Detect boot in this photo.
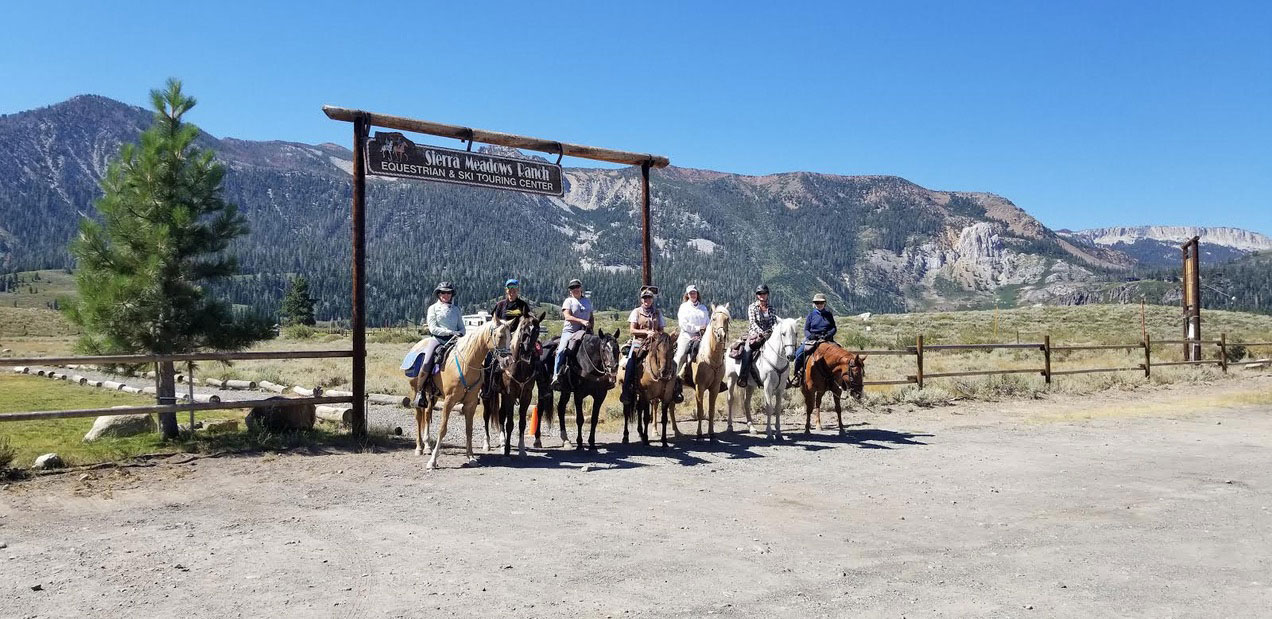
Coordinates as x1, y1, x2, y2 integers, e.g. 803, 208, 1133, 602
551, 372, 564, 392
673, 379, 684, 404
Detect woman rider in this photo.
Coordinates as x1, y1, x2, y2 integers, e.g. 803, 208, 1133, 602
551, 279, 593, 390
482, 278, 531, 399
739, 284, 777, 387
789, 292, 838, 388
414, 281, 466, 402
673, 284, 710, 402
620, 286, 666, 404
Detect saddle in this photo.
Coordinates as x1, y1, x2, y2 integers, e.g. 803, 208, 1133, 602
686, 335, 703, 360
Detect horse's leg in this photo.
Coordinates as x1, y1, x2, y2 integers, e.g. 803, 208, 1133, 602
724, 379, 734, 433
574, 392, 585, 450
414, 405, 425, 456
804, 387, 814, 434
502, 394, 515, 458
773, 377, 785, 441
695, 383, 704, 440
621, 400, 630, 444
638, 400, 650, 445
588, 391, 601, 450
556, 390, 570, 447
461, 397, 478, 463
833, 390, 844, 436
481, 396, 493, 452
815, 389, 825, 431
660, 398, 670, 448
517, 389, 529, 457
707, 384, 718, 442
427, 394, 454, 469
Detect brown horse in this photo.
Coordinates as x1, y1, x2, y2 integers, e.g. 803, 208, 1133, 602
408, 318, 514, 468
799, 343, 866, 435
483, 312, 545, 457
687, 304, 730, 441
619, 331, 678, 446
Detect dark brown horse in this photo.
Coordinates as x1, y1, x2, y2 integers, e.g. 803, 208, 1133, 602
619, 331, 677, 446
536, 329, 621, 450
482, 312, 545, 457
799, 344, 866, 435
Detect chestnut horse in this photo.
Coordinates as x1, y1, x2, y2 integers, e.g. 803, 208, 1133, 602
799, 343, 866, 435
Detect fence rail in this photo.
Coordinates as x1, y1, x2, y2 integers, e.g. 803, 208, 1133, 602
2, 349, 357, 429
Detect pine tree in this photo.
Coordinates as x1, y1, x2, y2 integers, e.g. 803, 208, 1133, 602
279, 276, 317, 326
66, 79, 271, 439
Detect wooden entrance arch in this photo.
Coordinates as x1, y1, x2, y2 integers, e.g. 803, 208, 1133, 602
323, 105, 669, 435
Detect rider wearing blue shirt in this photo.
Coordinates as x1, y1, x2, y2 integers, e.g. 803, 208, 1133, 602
790, 293, 838, 388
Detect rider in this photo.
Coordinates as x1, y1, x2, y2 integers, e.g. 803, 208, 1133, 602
551, 278, 593, 390
738, 284, 777, 387
673, 285, 710, 402
416, 281, 466, 401
789, 293, 838, 388
620, 286, 666, 404
483, 278, 531, 399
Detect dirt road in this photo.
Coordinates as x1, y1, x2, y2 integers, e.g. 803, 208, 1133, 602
3, 377, 1271, 617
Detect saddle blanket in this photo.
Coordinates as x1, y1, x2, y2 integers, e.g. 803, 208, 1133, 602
401, 338, 429, 378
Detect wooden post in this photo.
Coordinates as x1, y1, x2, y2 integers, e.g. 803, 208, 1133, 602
156, 361, 179, 439
915, 334, 925, 389
1143, 333, 1152, 379
1042, 335, 1052, 385
1220, 332, 1228, 373
187, 361, 196, 430
640, 160, 652, 287
350, 115, 368, 437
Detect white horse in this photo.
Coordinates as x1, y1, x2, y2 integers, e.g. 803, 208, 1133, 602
723, 317, 799, 440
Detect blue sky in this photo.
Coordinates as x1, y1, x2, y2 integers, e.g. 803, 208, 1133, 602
2, 0, 1269, 234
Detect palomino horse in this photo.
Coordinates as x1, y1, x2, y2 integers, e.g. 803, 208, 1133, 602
798, 343, 866, 435
722, 317, 800, 440
408, 318, 515, 468
687, 304, 730, 441
618, 331, 677, 446
540, 329, 621, 450
484, 312, 545, 457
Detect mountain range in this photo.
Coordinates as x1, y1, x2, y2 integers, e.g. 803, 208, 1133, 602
1, 95, 1268, 324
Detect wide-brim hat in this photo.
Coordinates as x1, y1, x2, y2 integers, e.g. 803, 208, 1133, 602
812, 293, 827, 303
640, 286, 657, 299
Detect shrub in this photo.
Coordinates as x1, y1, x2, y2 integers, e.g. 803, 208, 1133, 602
282, 324, 316, 340
0, 436, 15, 470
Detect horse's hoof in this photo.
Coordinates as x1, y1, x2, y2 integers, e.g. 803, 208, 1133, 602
518, 449, 527, 457
414, 447, 423, 456
588, 443, 598, 451
533, 440, 543, 448
426, 460, 437, 470
622, 436, 629, 444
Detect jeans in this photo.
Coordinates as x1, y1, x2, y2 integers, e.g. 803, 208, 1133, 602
553, 329, 583, 377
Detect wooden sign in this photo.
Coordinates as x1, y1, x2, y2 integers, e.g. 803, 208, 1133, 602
365, 131, 564, 196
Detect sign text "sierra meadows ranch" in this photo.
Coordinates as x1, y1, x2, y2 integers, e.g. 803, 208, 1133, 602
365, 132, 564, 196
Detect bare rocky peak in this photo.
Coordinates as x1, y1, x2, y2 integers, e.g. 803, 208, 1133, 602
1067, 226, 1272, 252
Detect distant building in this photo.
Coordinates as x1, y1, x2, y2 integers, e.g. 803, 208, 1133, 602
463, 311, 492, 328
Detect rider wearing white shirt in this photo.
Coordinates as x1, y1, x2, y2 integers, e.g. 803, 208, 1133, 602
674, 285, 710, 374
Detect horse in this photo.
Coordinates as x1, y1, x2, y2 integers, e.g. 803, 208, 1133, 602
407, 318, 515, 468
483, 312, 546, 457
538, 329, 621, 450
722, 317, 800, 440
799, 344, 866, 435
686, 304, 730, 441
618, 331, 677, 446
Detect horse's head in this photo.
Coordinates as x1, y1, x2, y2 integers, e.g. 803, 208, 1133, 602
645, 331, 677, 382
831, 353, 867, 400
594, 328, 622, 386
510, 314, 536, 361
486, 317, 516, 349
777, 317, 800, 361
710, 304, 730, 341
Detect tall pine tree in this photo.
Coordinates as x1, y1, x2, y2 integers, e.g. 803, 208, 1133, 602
67, 79, 271, 439
279, 276, 317, 326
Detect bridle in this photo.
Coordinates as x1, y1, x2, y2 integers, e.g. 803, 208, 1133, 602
502, 317, 538, 392
644, 332, 676, 382
576, 333, 618, 380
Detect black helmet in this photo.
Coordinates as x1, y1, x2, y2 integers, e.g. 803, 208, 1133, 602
755, 284, 770, 295
434, 281, 455, 295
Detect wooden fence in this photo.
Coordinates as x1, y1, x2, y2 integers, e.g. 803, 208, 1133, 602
1, 350, 355, 424
851, 333, 1272, 389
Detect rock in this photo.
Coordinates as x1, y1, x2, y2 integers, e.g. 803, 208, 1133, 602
31, 584, 43, 591
78, 474, 91, 481
581, 465, 592, 473
0, 541, 7, 549
32, 453, 64, 470
83, 414, 156, 442
245, 397, 316, 432
393, 427, 403, 436
203, 419, 240, 433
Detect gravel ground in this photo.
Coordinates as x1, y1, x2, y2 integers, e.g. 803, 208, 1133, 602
3, 376, 1271, 617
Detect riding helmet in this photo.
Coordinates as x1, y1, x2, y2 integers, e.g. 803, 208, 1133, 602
755, 284, 770, 295
567, 278, 583, 289
434, 281, 455, 295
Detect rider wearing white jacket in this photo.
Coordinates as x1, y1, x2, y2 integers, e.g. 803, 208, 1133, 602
674, 285, 710, 373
